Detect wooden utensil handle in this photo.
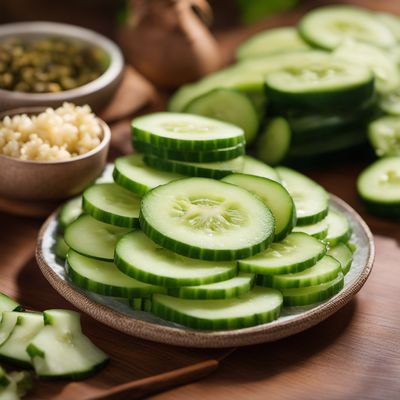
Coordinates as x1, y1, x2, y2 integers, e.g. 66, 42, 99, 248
86, 359, 219, 400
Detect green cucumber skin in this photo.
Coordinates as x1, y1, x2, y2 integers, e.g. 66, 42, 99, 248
359, 198, 400, 218
296, 208, 329, 226
0, 354, 32, 369
326, 228, 352, 247
55, 235, 69, 260
328, 244, 353, 275
133, 139, 245, 163
293, 226, 328, 240
112, 167, 150, 197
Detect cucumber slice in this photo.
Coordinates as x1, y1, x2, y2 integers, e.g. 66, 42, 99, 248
334, 41, 400, 95
238, 232, 326, 275
281, 272, 344, 306
368, 116, 400, 157
143, 154, 244, 179
241, 155, 280, 181
327, 243, 353, 275
167, 272, 255, 300
256, 117, 291, 166
0, 312, 21, 346
0, 292, 22, 312
183, 88, 260, 145
27, 309, 108, 379
115, 231, 237, 287
55, 235, 69, 260
325, 209, 352, 247
139, 178, 275, 261
66, 250, 164, 298
133, 139, 245, 163
293, 218, 328, 239
276, 166, 329, 225
0, 312, 43, 368
298, 5, 395, 50
113, 154, 182, 196
379, 88, 400, 116
129, 298, 145, 311
357, 157, 400, 217
257, 255, 341, 289
237, 27, 309, 60
222, 173, 296, 241
0, 370, 32, 399
64, 215, 130, 261
82, 183, 140, 228
152, 286, 283, 330
376, 12, 400, 41
59, 196, 82, 230
265, 60, 374, 109
132, 112, 245, 151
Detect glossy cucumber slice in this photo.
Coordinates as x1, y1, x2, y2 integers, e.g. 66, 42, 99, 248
152, 286, 283, 330
0, 292, 22, 312
0, 312, 43, 368
82, 183, 140, 228
298, 5, 395, 50
293, 218, 328, 239
238, 232, 326, 275
222, 173, 296, 241
66, 250, 164, 298
368, 116, 400, 157
0, 311, 22, 346
276, 166, 329, 225
183, 88, 260, 144
64, 215, 130, 261
327, 243, 353, 275
167, 273, 255, 300
59, 196, 82, 230
376, 12, 400, 41
281, 272, 344, 306
133, 139, 245, 163
257, 255, 341, 289
143, 154, 244, 179
132, 112, 245, 151
237, 27, 309, 60
357, 157, 400, 217
115, 231, 237, 287
27, 309, 108, 379
241, 155, 280, 181
139, 178, 275, 261
325, 209, 352, 247
379, 88, 400, 116
256, 117, 291, 166
55, 235, 69, 260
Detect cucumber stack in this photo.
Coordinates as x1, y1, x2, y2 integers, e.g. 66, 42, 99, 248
56, 112, 355, 331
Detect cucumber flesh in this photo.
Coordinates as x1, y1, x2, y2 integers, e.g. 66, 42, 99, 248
115, 231, 237, 287
368, 116, 400, 157
376, 12, 400, 41
152, 286, 283, 330
167, 273, 255, 300
293, 218, 328, 239
59, 197, 82, 230
64, 215, 130, 261
0, 312, 21, 347
82, 183, 141, 228
276, 166, 329, 225
66, 250, 164, 298
222, 173, 296, 241
327, 243, 353, 275
325, 209, 352, 247
238, 232, 326, 275
0, 292, 22, 312
27, 309, 108, 379
140, 178, 275, 261
281, 272, 344, 306
54, 235, 69, 260
379, 88, 400, 116
241, 155, 280, 182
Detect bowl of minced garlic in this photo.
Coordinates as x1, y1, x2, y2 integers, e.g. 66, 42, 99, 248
0, 102, 110, 201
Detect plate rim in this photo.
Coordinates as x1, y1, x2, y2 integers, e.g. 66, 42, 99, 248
35, 194, 375, 348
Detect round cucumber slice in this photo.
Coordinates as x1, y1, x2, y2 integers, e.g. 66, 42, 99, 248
82, 183, 140, 228
59, 196, 82, 230
276, 166, 329, 225
152, 286, 283, 330
256, 117, 291, 166
140, 178, 275, 261
238, 232, 326, 275
257, 255, 341, 289
357, 157, 400, 217
368, 116, 400, 157
66, 250, 164, 298
222, 173, 296, 241
64, 215, 130, 261
183, 88, 260, 145
281, 272, 344, 307
115, 231, 237, 287
325, 209, 352, 247
293, 218, 328, 240
327, 243, 353, 275
55, 235, 69, 260
237, 27, 310, 60
113, 154, 182, 196
132, 112, 245, 151
143, 154, 244, 179
241, 155, 280, 181
298, 5, 395, 50
379, 88, 400, 116
167, 273, 255, 300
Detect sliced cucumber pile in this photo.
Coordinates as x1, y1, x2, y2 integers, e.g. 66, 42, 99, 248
54, 111, 355, 331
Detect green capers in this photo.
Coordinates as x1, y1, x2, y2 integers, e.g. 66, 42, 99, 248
0, 37, 108, 93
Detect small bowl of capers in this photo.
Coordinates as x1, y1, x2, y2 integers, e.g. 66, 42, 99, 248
0, 21, 124, 112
